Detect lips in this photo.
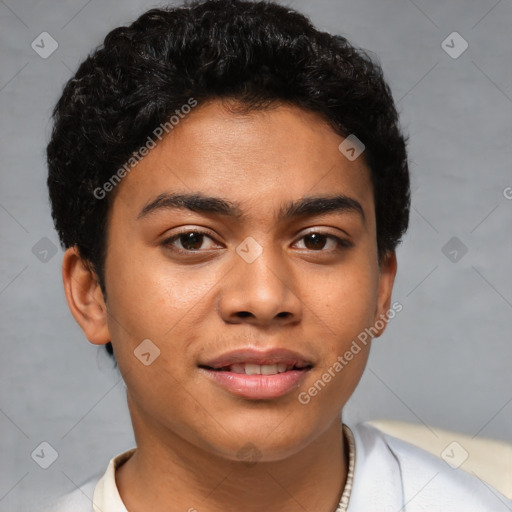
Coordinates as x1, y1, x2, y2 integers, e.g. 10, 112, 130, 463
199, 348, 313, 400
199, 348, 313, 370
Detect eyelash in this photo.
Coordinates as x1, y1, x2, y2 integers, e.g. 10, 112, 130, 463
162, 229, 352, 254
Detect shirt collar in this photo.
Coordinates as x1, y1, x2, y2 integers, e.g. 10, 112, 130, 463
346, 423, 404, 511
92, 448, 135, 512
91, 423, 395, 512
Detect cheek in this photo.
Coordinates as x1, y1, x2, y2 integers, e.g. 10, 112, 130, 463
103, 251, 227, 386
105, 244, 209, 333
303, 259, 378, 408
311, 263, 380, 338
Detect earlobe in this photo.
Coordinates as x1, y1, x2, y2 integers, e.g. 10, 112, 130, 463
62, 247, 111, 346
373, 251, 398, 338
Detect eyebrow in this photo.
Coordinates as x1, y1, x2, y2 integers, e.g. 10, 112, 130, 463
137, 192, 365, 223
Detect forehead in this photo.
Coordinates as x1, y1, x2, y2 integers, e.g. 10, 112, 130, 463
112, 100, 374, 221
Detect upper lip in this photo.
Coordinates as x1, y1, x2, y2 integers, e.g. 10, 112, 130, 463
199, 348, 314, 369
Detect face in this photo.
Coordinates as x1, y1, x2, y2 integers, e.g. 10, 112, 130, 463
71, 100, 396, 462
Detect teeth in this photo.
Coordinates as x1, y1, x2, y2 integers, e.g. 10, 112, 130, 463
230, 363, 246, 374
245, 364, 261, 375
221, 363, 298, 374
260, 364, 278, 375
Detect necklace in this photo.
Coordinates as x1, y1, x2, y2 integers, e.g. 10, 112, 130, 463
334, 424, 356, 511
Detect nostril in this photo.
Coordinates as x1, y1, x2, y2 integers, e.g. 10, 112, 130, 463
237, 311, 252, 318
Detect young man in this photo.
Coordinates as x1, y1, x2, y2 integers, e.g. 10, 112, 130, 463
46, 1, 511, 510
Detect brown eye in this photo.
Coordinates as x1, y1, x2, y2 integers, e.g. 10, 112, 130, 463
303, 233, 328, 250
295, 232, 351, 252
163, 230, 218, 252
179, 232, 204, 250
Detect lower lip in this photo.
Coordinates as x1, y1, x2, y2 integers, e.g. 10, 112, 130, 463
201, 368, 310, 400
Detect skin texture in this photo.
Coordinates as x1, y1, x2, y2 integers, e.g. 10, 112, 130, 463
62, 100, 397, 512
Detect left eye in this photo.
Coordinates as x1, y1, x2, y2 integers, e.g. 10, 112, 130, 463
294, 232, 348, 251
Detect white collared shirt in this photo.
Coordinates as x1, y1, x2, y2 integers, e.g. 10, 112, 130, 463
46, 422, 512, 511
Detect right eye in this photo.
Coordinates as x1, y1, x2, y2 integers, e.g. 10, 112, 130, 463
162, 230, 222, 253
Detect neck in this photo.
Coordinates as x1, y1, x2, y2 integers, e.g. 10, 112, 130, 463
117, 402, 347, 512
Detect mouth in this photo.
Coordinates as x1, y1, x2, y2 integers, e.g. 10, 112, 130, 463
198, 349, 314, 400
200, 361, 312, 374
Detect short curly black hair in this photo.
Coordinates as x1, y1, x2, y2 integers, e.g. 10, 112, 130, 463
47, 0, 410, 362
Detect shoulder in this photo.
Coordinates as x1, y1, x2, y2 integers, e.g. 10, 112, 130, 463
349, 422, 512, 511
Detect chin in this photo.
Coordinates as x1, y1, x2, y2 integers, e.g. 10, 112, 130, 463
204, 418, 321, 464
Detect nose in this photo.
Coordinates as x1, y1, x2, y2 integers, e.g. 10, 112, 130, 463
218, 243, 303, 327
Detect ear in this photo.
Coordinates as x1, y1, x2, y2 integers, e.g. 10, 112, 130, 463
62, 246, 111, 345
372, 251, 398, 338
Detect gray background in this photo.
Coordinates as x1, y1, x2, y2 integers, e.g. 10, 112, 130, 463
1, 0, 511, 510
